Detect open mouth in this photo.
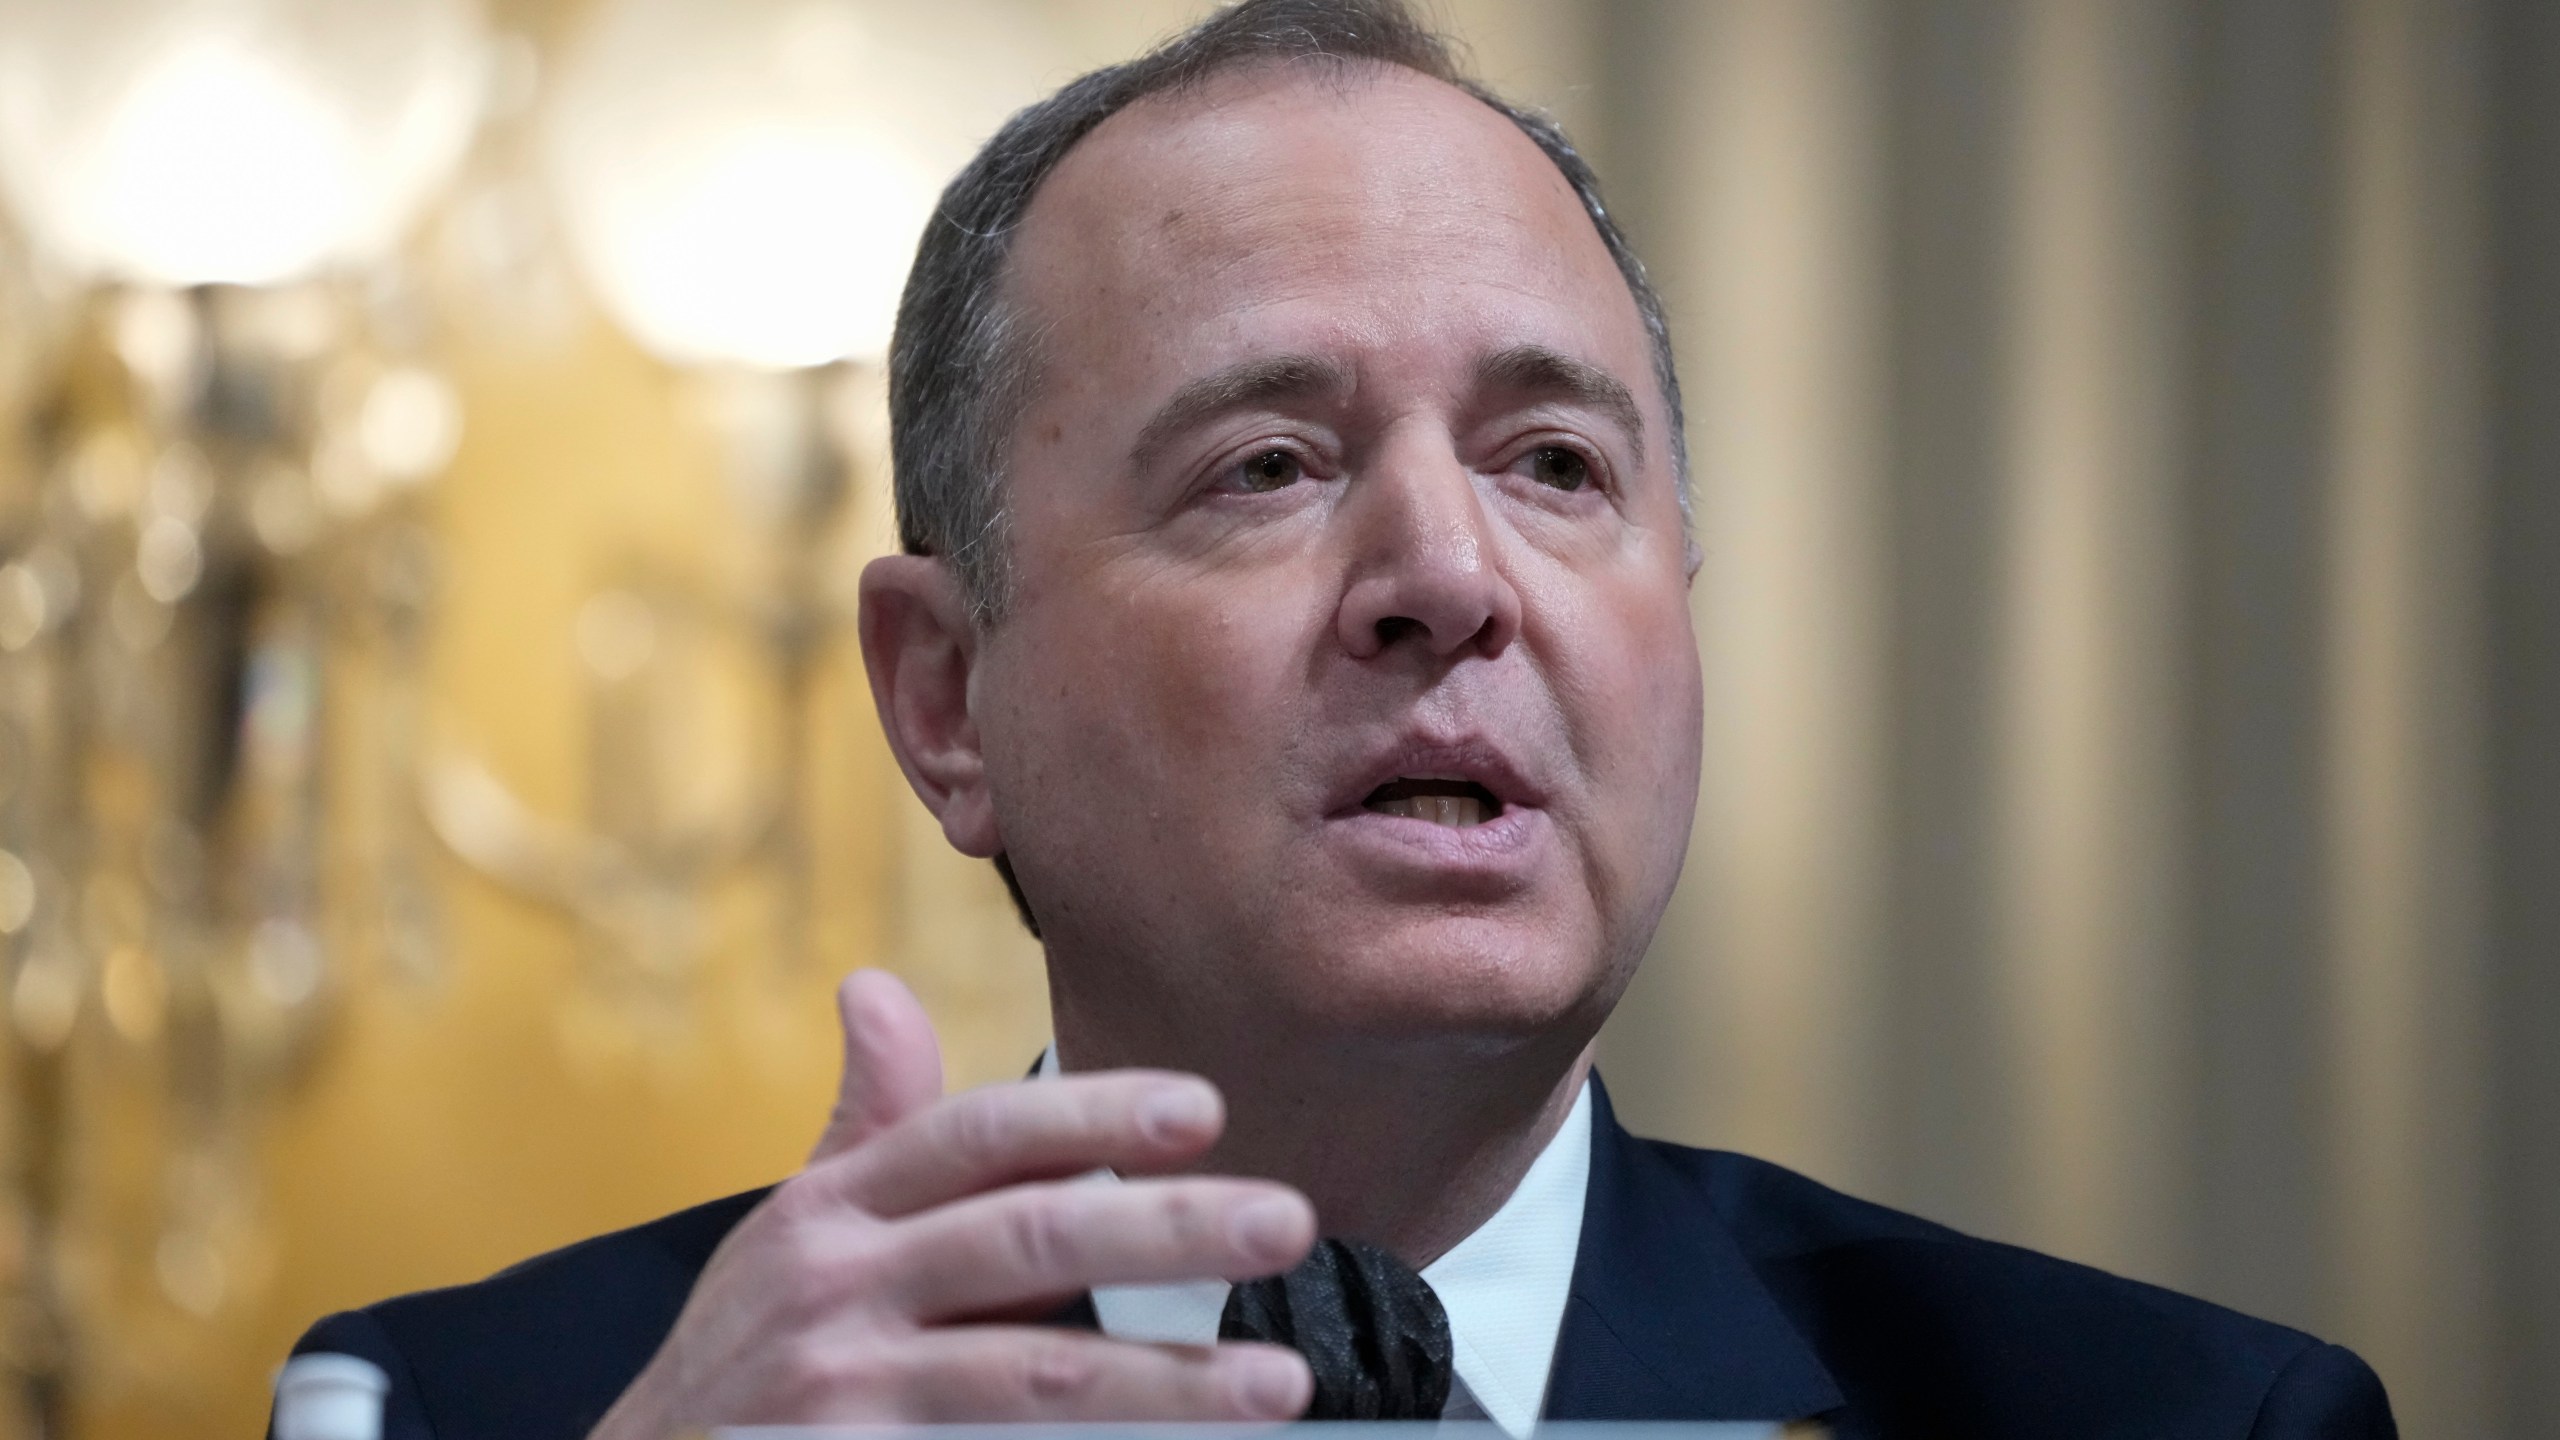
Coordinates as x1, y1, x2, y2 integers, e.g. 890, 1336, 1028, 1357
1362, 777, 1504, 828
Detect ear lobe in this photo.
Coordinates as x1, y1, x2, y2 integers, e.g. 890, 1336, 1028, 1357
856, 555, 1003, 858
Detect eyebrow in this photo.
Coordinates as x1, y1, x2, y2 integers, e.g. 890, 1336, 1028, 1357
1475, 344, 1647, 464
1129, 354, 1355, 475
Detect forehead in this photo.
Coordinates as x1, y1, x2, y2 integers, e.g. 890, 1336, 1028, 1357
1003, 62, 1648, 402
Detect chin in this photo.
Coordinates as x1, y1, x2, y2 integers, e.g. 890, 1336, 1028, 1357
1261, 910, 1622, 1044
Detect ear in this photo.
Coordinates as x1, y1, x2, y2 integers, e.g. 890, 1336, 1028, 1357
857, 555, 1003, 858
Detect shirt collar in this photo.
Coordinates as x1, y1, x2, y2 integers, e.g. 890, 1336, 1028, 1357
1416, 1075, 1592, 1435
1039, 1047, 1591, 1437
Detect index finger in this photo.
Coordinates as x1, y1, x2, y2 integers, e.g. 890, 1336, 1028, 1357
818, 1070, 1226, 1218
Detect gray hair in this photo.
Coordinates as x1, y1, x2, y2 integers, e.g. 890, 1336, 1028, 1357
886, 0, 1687, 627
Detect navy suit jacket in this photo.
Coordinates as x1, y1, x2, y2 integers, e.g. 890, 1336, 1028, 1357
284, 1080, 2394, 1438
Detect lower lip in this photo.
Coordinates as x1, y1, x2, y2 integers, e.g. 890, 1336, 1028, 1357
1321, 803, 1550, 886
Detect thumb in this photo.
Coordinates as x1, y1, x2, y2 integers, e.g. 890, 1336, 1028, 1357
808, 969, 945, 1165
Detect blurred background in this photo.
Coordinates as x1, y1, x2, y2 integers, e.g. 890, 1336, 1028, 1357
0, 0, 2546, 1436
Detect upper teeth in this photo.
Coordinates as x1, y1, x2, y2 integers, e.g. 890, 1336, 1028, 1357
1372, 793, 1489, 828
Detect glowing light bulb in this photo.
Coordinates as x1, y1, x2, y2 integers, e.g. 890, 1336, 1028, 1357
544, 0, 1055, 370
565, 117, 932, 370
79, 36, 354, 285
0, 0, 487, 286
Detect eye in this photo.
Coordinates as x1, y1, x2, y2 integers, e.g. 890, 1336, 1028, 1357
1525, 445, 1592, 492
1224, 448, 1305, 494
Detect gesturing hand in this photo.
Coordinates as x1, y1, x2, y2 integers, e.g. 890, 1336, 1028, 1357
588, 970, 1317, 1438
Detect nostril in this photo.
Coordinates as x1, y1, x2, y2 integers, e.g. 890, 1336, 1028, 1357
1373, 616, 1424, 647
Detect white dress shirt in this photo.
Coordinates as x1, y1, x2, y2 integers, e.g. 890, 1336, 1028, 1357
1034, 1049, 1592, 1437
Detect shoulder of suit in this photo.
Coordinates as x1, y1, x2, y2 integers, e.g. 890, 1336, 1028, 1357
305, 1186, 773, 1440
1629, 1139, 2386, 1435
373, 1183, 771, 1330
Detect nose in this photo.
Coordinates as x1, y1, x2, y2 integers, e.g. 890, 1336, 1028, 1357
1334, 434, 1523, 662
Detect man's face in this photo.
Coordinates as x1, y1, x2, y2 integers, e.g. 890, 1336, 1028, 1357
972, 64, 1701, 1052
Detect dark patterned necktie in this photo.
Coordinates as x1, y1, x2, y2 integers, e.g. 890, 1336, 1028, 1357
1217, 1237, 1455, 1420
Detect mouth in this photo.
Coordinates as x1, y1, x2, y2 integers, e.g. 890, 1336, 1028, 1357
1361, 775, 1504, 829
1325, 740, 1547, 885
1331, 738, 1541, 829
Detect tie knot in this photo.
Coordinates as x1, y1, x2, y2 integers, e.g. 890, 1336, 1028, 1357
1218, 1237, 1454, 1420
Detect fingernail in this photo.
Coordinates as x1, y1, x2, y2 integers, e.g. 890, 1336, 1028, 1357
1137, 1081, 1219, 1142
1228, 1194, 1307, 1262
1232, 1349, 1310, 1418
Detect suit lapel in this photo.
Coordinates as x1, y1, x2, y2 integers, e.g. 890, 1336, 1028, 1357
1543, 1078, 1843, 1422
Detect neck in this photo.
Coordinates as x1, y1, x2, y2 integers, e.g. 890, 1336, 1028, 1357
1052, 981, 1597, 1267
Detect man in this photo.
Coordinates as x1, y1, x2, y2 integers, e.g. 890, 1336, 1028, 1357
284, 2, 2397, 1436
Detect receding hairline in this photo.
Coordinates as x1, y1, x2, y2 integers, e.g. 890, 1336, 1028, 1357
989, 55, 1659, 464
887, 0, 1690, 647
1019, 50, 1587, 237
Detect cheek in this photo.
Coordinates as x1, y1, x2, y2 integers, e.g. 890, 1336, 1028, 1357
1120, 605, 1271, 766
1538, 567, 1703, 894
1611, 582, 1704, 812
983, 574, 1314, 866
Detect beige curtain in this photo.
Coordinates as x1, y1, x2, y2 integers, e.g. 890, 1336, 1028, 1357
1576, 2, 2555, 1436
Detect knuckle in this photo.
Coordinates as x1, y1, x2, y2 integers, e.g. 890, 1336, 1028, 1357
764, 1232, 889, 1330
1158, 1183, 1226, 1249
1186, 1359, 1245, 1418
765, 1278, 837, 1339
771, 1335, 846, 1411
940, 1094, 1015, 1168
1015, 1337, 1101, 1404
829, 1345, 899, 1401
807, 1247, 882, 1314
778, 1336, 903, 1416
1001, 1195, 1080, 1279
850, 1228, 927, 1314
